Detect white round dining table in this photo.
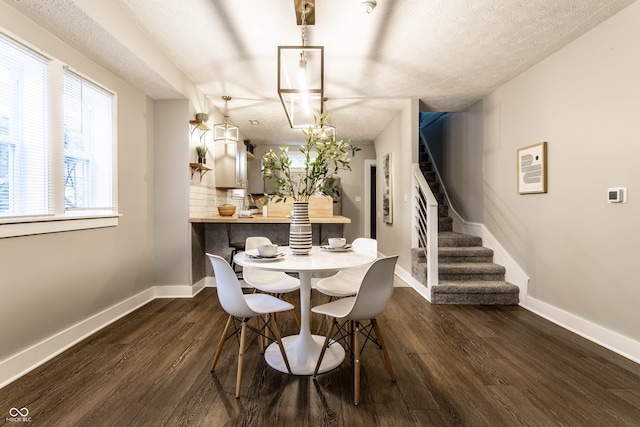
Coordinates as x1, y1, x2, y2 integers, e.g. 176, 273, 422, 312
234, 245, 376, 375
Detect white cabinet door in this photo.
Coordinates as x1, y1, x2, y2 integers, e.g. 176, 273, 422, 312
214, 142, 247, 188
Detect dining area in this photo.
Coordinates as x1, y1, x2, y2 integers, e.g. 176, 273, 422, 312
206, 236, 398, 406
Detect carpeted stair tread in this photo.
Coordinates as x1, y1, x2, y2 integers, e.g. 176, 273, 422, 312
438, 262, 505, 274
434, 280, 519, 294
438, 232, 483, 247
438, 246, 494, 263
415, 136, 520, 305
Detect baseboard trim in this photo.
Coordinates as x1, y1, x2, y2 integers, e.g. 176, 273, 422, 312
0, 283, 200, 389
522, 296, 640, 364
394, 264, 431, 302
451, 211, 639, 364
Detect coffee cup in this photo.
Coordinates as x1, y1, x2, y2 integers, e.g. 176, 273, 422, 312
328, 238, 346, 248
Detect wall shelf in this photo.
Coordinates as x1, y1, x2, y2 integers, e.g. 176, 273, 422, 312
190, 162, 211, 180
189, 120, 210, 141
247, 151, 255, 159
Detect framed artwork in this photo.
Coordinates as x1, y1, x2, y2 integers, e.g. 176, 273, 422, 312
517, 142, 547, 194
382, 152, 393, 223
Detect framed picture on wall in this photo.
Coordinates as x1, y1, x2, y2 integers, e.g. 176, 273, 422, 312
517, 142, 547, 194
382, 152, 393, 223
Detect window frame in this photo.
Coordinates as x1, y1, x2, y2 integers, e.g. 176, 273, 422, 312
0, 29, 119, 239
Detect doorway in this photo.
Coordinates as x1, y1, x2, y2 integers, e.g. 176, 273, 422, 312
364, 160, 376, 239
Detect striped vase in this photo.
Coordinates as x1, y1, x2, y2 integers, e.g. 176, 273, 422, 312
289, 201, 312, 255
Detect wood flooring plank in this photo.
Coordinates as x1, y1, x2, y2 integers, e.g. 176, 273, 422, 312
1, 287, 639, 426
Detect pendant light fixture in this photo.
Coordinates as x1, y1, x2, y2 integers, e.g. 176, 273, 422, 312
278, 0, 324, 129
214, 96, 239, 144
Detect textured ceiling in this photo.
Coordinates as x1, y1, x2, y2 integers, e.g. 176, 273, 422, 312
3, 0, 635, 145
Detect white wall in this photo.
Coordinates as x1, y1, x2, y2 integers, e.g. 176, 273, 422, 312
374, 99, 419, 272
153, 101, 192, 286
0, 3, 156, 363
440, 2, 640, 348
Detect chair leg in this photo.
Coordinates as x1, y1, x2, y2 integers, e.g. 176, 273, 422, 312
284, 292, 301, 328
314, 314, 327, 335
354, 321, 361, 406
256, 316, 265, 354
269, 316, 292, 375
346, 320, 354, 361
372, 318, 396, 381
313, 317, 335, 378
235, 320, 247, 398
211, 315, 233, 371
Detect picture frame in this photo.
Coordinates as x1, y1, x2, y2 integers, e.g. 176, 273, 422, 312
517, 142, 547, 194
382, 152, 393, 223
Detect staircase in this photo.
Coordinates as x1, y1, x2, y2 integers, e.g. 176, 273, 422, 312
413, 131, 519, 305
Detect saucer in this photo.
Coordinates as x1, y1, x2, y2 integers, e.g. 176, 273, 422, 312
245, 253, 286, 262
320, 244, 352, 252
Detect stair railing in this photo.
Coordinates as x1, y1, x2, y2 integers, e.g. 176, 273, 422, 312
412, 163, 438, 287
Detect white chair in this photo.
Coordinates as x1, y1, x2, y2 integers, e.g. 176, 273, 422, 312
314, 237, 378, 298
312, 255, 398, 406
313, 238, 377, 333
206, 253, 293, 398
244, 236, 301, 327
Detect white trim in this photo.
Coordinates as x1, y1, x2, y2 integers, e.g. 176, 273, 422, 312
0, 287, 154, 389
154, 282, 206, 298
2, 270, 637, 390
0, 283, 200, 389
0, 215, 120, 238
523, 297, 640, 364
393, 263, 431, 302
450, 211, 529, 303
450, 210, 640, 363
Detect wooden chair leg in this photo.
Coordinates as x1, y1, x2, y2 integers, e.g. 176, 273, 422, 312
313, 317, 335, 378
354, 321, 361, 406
269, 316, 292, 375
284, 292, 301, 328
235, 320, 247, 398
372, 318, 396, 381
211, 315, 233, 371
256, 315, 266, 354
346, 320, 354, 361
314, 314, 327, 335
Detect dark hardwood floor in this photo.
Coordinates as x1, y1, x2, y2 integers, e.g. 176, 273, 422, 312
2, 285, 639, 426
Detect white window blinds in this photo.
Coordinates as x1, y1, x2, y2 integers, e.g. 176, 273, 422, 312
63, 69, 115, 213
0, 33, 49, 217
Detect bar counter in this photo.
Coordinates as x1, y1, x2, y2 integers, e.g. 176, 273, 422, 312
189, 215, 351, 224
190, 215, 350, 284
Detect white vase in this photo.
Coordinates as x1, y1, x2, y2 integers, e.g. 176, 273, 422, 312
289, 201, 312, 255
262, 205, 268, 217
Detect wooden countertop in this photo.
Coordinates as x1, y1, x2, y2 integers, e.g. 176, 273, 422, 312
189, 215, 351, 224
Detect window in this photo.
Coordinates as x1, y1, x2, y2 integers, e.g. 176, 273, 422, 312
63, 70, 115, 213
0, 30, 117, 238
0, 33, 48, 217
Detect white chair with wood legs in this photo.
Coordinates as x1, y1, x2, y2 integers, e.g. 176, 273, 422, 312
311, 255, 398, 406
313, 238, 377, 333
314, 237, 378, 298
244, 236, 301, 327
207, 253, 293, 398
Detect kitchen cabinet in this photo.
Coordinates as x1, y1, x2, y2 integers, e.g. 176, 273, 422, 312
215, 142, 247, 188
